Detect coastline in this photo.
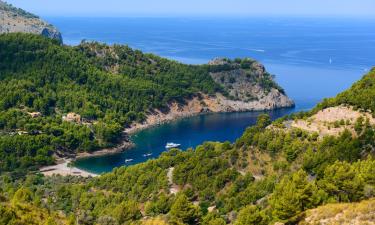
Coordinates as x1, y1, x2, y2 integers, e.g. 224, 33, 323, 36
76, 92, 295, 160
40, 135, 135, 177
40, 159, 98, 177
125, 93, 295, 135
42, 93, 294, 177
75, 139, 135, 159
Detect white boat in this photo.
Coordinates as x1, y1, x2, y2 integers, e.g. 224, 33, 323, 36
165, 142, 181, 149
143, 153, 153, 157
124, 159, 133, 163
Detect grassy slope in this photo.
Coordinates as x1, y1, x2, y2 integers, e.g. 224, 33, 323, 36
300, 198, 375, 225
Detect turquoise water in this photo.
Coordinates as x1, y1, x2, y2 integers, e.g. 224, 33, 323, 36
50, 17, 374, 173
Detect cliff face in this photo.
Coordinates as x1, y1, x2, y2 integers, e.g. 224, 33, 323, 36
125, 59, 295, 133
208, 58, 294, 110
0, 1, 62, 42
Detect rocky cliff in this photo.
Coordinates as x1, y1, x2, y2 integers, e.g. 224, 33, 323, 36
0, 1, 62, 42
125, 58, 294, 133
208, 58, 294, 109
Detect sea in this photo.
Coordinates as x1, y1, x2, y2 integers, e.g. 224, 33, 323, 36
46, 17, 375, 173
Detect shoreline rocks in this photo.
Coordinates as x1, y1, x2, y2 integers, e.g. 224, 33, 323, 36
125, 93, 294, 135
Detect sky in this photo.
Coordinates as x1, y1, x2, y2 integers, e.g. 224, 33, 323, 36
5, 0, 375, 17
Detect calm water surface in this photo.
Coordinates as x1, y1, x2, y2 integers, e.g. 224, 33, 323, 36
48, 17, 374, 173
75, 109, 295, 173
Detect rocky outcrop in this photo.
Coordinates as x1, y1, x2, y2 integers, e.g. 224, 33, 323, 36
126, 92, 293, 134
289, 105, 375, 138
125, 58, 294, 134
209, 58, 294, 108
0, 1, 62, 42
78, 43, 294, 112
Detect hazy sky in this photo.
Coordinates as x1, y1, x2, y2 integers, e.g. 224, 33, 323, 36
5, 0, 375, 17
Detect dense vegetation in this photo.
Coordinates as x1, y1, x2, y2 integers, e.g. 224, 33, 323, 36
1, 92, 375, 224
0, 111, 374, 224
1, 31, 375, 224
0, 33, 286, 175
0, 33, 227, 174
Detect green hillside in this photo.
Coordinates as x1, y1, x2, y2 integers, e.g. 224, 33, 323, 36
0, 33, 290, 175
316, 68, 375, 113
0, 33, 224, 174
1, 68, 375, 224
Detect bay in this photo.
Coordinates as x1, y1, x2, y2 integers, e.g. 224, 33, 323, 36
47, 17, 374, 173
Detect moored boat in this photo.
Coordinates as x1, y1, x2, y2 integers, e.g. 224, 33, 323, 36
165, 142, 181, 149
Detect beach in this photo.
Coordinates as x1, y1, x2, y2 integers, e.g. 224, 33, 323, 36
40, 159, 98, 177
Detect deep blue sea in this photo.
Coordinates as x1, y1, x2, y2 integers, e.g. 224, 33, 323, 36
47, 17, 375, 173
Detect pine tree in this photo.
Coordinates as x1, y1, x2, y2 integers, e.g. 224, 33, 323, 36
169, 194, 201, 224
234, 205, 268, 225
270, 170, 322, 221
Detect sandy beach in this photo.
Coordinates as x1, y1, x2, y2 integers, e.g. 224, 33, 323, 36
40, 159, 98, 177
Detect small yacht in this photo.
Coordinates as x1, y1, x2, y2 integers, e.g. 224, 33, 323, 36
124, 159, 133, 163
143, 153, 153, 157
165, 142, 181, 149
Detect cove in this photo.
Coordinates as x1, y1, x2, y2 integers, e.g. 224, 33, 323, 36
74, 107, 296, 174
74, 63, 364, 174
67, 17, 371, 174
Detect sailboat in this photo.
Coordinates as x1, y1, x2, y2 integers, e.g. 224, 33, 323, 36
329, 57, 333, 64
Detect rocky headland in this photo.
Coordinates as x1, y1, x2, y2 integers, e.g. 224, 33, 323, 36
126, 58, 295, 134
0, 1, 62, 42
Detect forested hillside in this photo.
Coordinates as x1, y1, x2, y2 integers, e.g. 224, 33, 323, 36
316, 68, 375, 113
0, 33, 291, 175
0, 68, 374, 224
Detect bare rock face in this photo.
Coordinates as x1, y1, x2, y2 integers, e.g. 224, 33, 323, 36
41, 27, 62, 41
0, 1, 62, 42
127, 57, 295, 133
208, 58, 294, 110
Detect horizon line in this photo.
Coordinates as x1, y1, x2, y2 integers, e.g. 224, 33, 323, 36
41, 14, 375, 20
